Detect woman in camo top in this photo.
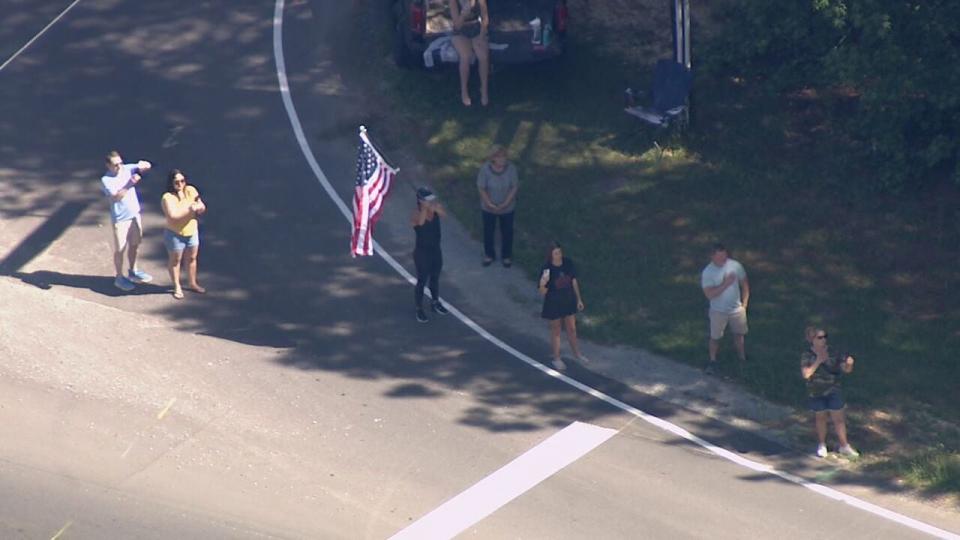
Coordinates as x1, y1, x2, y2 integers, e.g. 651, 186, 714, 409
800, 326, 859, 459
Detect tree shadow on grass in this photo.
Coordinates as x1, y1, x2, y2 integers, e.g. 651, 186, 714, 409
338, 0, 960, 499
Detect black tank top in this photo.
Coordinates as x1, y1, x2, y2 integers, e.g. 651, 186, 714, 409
414, 215, 441, 251
459, 0, 481, 27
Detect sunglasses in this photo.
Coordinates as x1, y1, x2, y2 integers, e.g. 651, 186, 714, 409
815, 333, 828, 340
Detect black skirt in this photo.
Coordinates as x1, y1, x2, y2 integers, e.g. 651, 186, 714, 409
541, 288, 577, 320
454, 21, 484, 39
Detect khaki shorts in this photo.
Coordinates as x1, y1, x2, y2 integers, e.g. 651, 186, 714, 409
110, 215, 143, 254
708, 308, 748, 340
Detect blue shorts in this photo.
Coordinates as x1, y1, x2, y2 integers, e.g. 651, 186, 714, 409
164, 229, 199, 252
808, 391, 845, 412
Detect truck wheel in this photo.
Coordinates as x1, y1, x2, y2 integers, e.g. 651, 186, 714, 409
393, 18, 418, 68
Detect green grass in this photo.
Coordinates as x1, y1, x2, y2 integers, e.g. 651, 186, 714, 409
899, 452, 960, 494
869, 448, 960, 497
344, 2, 960, 497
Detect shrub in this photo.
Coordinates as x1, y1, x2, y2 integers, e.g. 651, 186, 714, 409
704, 0, 960, 190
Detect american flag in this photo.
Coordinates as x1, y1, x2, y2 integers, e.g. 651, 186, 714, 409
351, 127, 398, 256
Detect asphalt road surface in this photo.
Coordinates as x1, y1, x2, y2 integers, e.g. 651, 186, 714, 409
0, 1, 957, 538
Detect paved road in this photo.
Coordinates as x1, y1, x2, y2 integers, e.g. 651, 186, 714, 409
0, 0, 954, 538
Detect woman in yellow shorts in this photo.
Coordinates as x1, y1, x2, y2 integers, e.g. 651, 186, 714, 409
161, 169, 206, 299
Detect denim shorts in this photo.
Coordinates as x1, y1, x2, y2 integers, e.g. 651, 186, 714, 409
164, 228, 199, 252
807, 391, 845, 412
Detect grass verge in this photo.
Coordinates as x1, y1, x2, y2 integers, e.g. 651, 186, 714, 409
340, 0, 960, 500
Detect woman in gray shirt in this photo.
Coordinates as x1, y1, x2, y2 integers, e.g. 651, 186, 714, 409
476, 145, 518, 267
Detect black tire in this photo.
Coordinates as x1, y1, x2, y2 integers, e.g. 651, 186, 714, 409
556, 33, 571, 60
393, 16, 418, 68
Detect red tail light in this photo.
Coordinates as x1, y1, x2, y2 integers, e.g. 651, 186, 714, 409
553, 1, 568, 33
410, 3, 426, 35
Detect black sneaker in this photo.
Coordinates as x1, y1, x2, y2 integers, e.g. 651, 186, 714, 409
431, 302, 449, 315
704, 362, 717, 375
416, 309, 428, 323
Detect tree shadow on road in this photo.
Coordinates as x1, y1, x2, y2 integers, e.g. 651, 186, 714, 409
4, 0, 954, 512
12, 270, 168, 297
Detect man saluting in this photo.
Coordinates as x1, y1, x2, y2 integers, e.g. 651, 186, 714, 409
101, 150, 153, 291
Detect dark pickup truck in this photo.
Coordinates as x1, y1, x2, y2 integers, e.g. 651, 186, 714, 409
392, 0, 568, 68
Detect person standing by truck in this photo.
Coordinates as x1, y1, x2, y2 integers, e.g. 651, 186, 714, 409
449, 0, 490, 107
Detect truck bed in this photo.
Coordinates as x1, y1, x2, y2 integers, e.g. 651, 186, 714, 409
423, 0, 563, 63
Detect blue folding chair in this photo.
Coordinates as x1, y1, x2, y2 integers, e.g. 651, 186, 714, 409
625, 59, 693, 129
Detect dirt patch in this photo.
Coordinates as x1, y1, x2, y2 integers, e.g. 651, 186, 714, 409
570, 0, 730, 67
570, 0, 672, 64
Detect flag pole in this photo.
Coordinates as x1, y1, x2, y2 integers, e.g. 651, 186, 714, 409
358, 125, 399, 173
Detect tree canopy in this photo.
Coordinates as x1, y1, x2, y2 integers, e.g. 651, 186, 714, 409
706, 0, 960, 189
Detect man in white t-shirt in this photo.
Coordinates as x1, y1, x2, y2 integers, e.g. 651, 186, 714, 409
101, 150, 153, 291
700, 243, 750, 375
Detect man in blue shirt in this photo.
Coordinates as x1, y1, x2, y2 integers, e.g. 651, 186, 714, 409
100, 150, 153, 291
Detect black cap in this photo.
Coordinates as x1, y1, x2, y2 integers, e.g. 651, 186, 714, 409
416, 187, 436, 202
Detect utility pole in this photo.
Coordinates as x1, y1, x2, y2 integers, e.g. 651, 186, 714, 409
671, 0, 691, 69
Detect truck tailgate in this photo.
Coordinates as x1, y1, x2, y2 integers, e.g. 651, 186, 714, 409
426, 0, 559, 34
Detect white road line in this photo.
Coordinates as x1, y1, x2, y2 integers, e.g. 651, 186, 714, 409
0, 0, 84, 74
390, 421, 617, 540
156, 397, 176, 420
161, 125, 185, 148
270, 3, 959, 538
50, 520, 73, 540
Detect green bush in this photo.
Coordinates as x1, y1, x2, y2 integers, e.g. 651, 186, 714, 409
704, 0, 960, 189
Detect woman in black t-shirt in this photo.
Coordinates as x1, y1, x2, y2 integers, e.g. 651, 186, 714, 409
538, 242, 587, 371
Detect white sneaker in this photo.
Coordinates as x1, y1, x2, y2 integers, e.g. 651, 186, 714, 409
816, 443, 828, 458
127, 269, 153, 284
552, 358, 567, 371
838, 444, 860, 458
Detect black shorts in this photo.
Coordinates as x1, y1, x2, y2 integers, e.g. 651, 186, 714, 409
541, 289, 577, 320
455, 22, 483, 39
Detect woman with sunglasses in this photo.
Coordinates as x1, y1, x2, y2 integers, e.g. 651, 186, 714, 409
800, 326, 858, 458
161, 169, 206, 299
